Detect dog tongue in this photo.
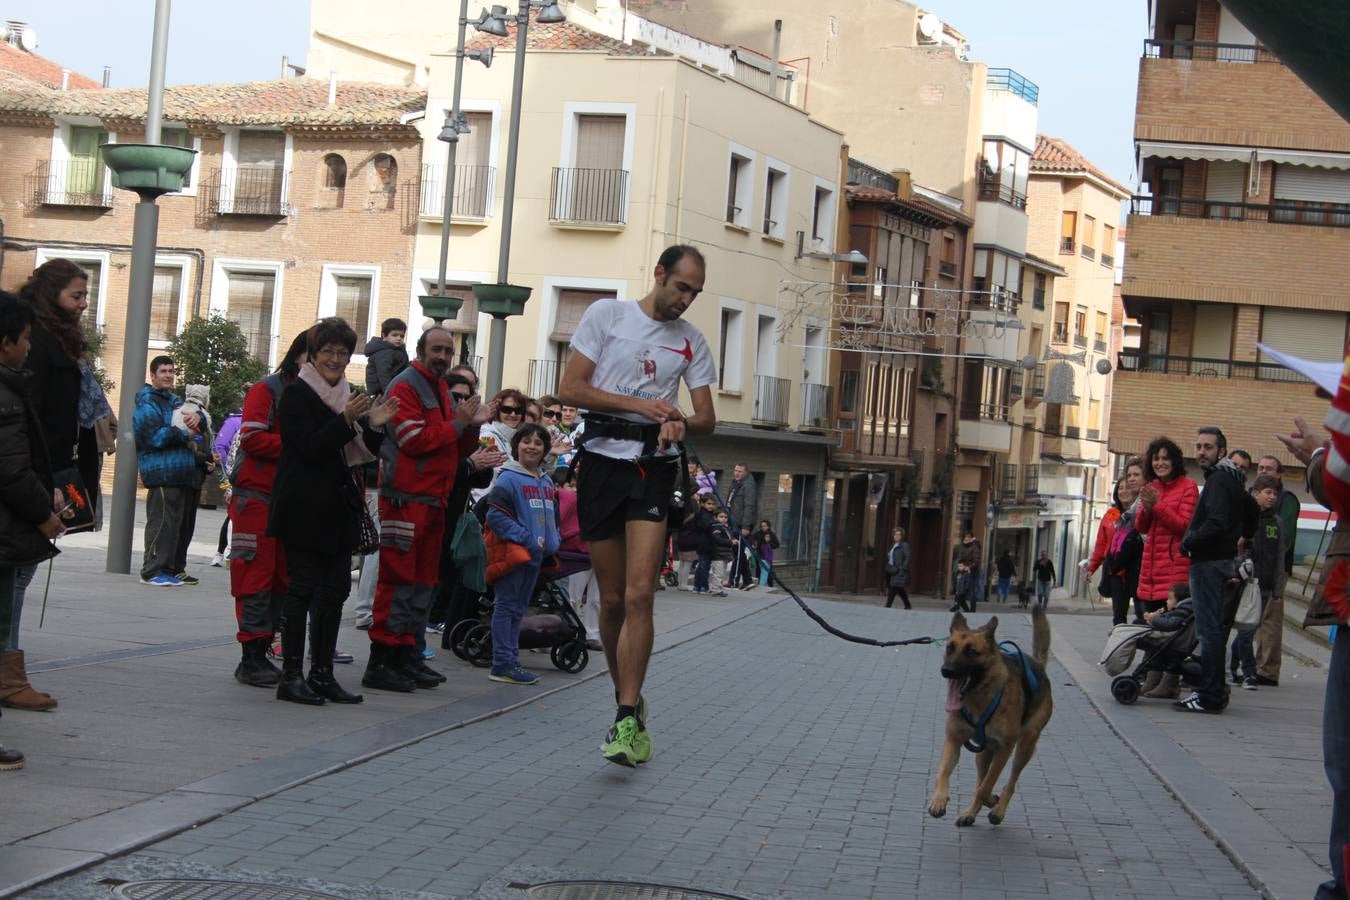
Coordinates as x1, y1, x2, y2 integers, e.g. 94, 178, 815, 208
945, 678, 961, 713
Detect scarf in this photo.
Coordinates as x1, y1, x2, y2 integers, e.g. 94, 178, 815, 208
298, 362, 376, 467
77, 364, 111, 429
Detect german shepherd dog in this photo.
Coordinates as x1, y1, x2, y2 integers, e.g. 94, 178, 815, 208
927, 607, 1053, 827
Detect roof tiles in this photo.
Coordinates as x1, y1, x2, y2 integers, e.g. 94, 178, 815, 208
1032, 135, 1130, 195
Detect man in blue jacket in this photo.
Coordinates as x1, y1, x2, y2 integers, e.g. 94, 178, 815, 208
133, 356, 199, 587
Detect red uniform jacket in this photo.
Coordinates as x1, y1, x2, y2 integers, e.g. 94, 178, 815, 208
232, 373, 288, 497
1135, 476, 1199, 602
378, 361, 479, 504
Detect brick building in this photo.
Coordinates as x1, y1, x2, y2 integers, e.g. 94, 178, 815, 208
1112, 0, 1350, 486
0, 39, 425, 424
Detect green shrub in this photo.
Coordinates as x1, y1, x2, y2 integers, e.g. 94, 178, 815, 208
167, 315, 267, 427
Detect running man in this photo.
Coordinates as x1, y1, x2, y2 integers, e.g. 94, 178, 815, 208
559, 244, 717, 767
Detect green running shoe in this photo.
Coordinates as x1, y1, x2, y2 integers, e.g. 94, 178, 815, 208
603, 715, 640, 768
631, 724, 653, 765
615, 692, 648, 727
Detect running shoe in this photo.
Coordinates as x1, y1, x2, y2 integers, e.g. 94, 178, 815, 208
141, 573, 184, 587
426, 621, 446, 635
334, 648, 354, 664
422, 647, 436, 660
354, 616, 373, 631
210, 552, 224, 568
489, 666, 540, 685
1242, 676, 1259, 690
176, 572, 200, 586
602, 715, 640, 767
614, 692, 648, 728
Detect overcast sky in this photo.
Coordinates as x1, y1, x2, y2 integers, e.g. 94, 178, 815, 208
4, 0, 1145, 188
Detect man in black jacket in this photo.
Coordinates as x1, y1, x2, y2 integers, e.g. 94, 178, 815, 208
1176, 425, 1259, 714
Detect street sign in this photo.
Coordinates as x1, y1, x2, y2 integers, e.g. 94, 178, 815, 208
986, 504, 995, 526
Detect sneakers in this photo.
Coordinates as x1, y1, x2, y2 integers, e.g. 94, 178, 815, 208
1253, 674, 1279, 687
210, 552, 224, 568
141, 573, 184, 587
176, 572, 200, 586
1172, 692, 1222, 714
603, 715, 641, 767
354, 616, 373, 631
631, 726, 653, 765
421, 647, 436, 660
489, 666, 540, 685
1242, 676, 1259, 690
425, 621, 446, 635
333, 647, 354, 665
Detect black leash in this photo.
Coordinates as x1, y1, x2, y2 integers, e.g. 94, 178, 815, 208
681, 441, 936, 649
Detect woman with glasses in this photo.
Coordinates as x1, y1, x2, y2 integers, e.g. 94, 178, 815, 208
536, 394, 574, 476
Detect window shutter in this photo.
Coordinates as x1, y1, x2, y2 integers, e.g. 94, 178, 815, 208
551, 290, 615, 343
1205, 161, 1245, 202
1272, 164, 1350, 203
1192, 304, 1233, 360
575, 116, 624, 170
1260, 308, 1348, 362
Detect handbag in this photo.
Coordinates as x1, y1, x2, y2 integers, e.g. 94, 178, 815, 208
451, 503, 488, 594
52, 467, 95, 534
356, 503, 380, 556
1233, 559, 1262, 631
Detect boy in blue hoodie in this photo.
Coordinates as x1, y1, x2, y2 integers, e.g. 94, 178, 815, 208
483, 423, 561, 685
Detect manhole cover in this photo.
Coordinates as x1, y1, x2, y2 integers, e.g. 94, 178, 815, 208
515, 881, 747, 900
110, 881, 347, 900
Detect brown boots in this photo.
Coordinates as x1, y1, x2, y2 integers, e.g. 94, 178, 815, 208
0, 650, 57, 711
1143, 672, 1180, 700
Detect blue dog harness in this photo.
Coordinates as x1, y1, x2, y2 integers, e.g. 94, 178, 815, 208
960, 641, 1040, 753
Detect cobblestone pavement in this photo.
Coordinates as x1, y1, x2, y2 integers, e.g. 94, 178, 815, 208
32, 602, 1259, 899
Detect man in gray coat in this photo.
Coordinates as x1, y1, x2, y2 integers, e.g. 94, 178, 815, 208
725, 463, 758, 531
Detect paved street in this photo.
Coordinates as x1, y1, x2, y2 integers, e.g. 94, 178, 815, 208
1, 525, 1331, 899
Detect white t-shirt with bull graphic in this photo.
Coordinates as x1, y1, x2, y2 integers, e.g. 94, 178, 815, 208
570, 298, 717, 460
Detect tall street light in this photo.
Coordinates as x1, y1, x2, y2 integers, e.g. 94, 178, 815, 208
472, 0, 566, 397
419, 3, 497, 326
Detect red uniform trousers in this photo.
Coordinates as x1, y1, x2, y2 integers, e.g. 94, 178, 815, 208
371, 498, 444, 647
229, 491, 287, 644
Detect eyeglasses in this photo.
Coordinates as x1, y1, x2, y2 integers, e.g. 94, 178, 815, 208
450, 391, 472, 402
499, 405, 523, 416
542, 409, 561, 420
317, 347, 352, 360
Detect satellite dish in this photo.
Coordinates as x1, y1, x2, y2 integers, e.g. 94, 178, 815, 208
917, 13, 941, 41
19, 28, 37, 52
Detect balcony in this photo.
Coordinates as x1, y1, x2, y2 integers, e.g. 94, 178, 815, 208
1073, 334, 1087, 349
1093, 338, 1107, 353
1116, 349, 1311, 383
1001, 464, 1018, 500
419, 164, 495, 219
938, 260, 957, 278
208, 166, 289, 216
1052, 325, 1069, 345
1080, 245, 1096, 261
550, 167, 628, 226
1059, 236, 1074, 254
959, 401, 1012, 453
978, 174, 1027, 209
527, 358, 562, 398
986, 67, 1039, 105
1041, 428, 1097, 464
1124, 202, 1350, 307
29, 159, 113, 208
847, 158, 898, 192
1101, 252, 1114, 268
800, 382, 832, 432
751, 375, 790, 428
1032, 364, 1046, 398
1024, 466, 1039, 497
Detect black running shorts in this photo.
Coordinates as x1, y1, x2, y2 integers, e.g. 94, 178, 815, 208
576, 450, 679, 542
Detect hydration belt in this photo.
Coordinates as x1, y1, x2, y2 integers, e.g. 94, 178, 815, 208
575, 412, 665, 457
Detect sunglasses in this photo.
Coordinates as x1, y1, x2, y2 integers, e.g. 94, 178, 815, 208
450, 391, 472, 402
499, 405, 524, 416
542, 409, 561, 419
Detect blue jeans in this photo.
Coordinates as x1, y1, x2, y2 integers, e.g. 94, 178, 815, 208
997, 576, 1011, 603
490, 562, 538, 672
1188, 557, 1235, 710
1318, 625, 1350, 900
0, 565, 36, 651
1036, 579, 1051, 608
693, 553, 711, 592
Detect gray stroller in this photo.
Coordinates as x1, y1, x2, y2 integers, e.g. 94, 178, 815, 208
1099, 617, 1198, 705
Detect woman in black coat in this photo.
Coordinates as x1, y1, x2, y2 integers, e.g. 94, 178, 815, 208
268, 318, 397, 706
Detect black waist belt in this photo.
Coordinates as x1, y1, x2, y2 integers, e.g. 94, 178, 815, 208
578, 413, 663, 456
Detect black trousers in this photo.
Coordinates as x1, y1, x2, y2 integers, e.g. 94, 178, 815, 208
141, 485, 193, 580
885, 585, 910, 609
172, 484, 203, 575
280, 545, 351, 672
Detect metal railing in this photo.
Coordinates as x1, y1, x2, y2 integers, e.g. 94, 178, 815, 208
939, 260, 957, 278
1052, 325, 1069, 344
847, 158, 898, 192
208, 166, 289, 216
419, 164, 495, 218
30, 159, 114, 208
1059, 236, 1075, 254
1024, 466, 1039, 496
1074, 334, 1087, 349
1087, 428, 1101, 441
986, 67, 1039, 105
1101, 253, 1115, 268
1093, 339, 1107, 353
752, 375, 791, 427
550, 167, 628, 225
1032, 364, 1046, 398
960, 400, 1009, 422
1002, 463, 1018, 499
1117, 349, 1313, 383
1131, 194, 1350, 228
1064, 425, 1082, 439
1010, 374, 1023, 398
800, 382, 832, 429
1081, 245, 1096, 261
979, 174, 1027, 209
527, 358, 563, 398
1143, 39, 1276, 64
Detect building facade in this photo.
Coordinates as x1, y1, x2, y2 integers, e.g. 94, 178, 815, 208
1112, 0, 1350, 484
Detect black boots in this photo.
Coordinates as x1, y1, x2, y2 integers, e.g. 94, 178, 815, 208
307, 603, 362, 704
234, 637, 282, 688
276, 610, 324, 706
400, 646, 446, 686
362, 643, 416, 692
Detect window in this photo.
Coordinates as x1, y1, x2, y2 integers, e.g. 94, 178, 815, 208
551, 289, 615, 371
718, 305, 745, 390
979, 140, 1030, 208
319, 265, 380, 349
838, 367, 859, 415
335, 276, 372, 338
775, 474, 816, 561
873, 267, 887, 300
66, 125, 109, 200
812, 181, 836, 243
1053, 302, 1069, 343
1074, 306, 1088, 348
161, 127, 197, 190
1094, 311, 1108, 351
972, 250, 1021, 308
1088, 399, 1102, 440
226, 129, 287, 215
726, 152, 753, 227
1033, 272, 1046, 309
368, 153, 397, 210
1002, 462, 1018, 499
1101, 224, 1116, 266
763, 164, 788, 238
37, 250, 109, 328
227, 272, 277, 363
149, 265, 184, 345
554, 105, 633, 224
1081, 214, 1096, 260
321, 153, 347, 208
1059, 211, 1076, 253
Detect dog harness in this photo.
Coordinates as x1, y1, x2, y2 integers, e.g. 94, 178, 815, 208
960, 641, 1040, 753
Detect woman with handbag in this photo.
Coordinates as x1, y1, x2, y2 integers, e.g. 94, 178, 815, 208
267, 319, 396, 706
2, 259, 90, 711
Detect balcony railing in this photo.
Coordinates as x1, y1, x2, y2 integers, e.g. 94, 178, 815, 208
1073, 334, 1087, 349
1024, 467, 1039, 497
1001, 464, 1018, 499
1093, 338, 1107, 353
1032, 364, 1046, 398
1087, 428, 1101, 441
1101, 253, 1115, 268
1117, 349, 1313, 383
752, 375, 791, 427
1010, 374, 1023, 398
419, 164, 495, 219
960, 400, 1009, 422
527, 358, 563, 398
847, 158, 898, 193
1064, 425, 1082, 439
979, 174, 1027, 209
986, 67, 1039, 105
550, 167, 628, 225
800, 382, 832, 430
1080, 245, 1096, 261
1059, 236, 1074, 254
1130, 194, 1350, 228
1143, 39, 1276, 65
208, 166, 289, 216
1052, 325, 1069, 344
938, 260, 957, 278
30, 159, 113, 208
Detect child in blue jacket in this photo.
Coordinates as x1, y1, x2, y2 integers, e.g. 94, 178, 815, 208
482, 423, 560, 685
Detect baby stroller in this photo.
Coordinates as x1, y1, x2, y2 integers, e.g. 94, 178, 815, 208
448, 550, 593, 673
1099, 617, 1198, 705
660, 535, 680, 588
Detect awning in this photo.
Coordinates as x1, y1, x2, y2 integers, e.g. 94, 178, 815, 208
1256, 148, 1350, 170
1136, 141, 1252, 164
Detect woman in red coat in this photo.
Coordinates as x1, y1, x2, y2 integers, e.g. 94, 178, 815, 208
1134, 437, 1198, 616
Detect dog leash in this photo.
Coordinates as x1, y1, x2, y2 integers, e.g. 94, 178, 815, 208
682, 441, 936, 649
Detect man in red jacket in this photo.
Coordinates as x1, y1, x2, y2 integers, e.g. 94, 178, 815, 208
229, 332, 307, 687
364, 327, 492, 691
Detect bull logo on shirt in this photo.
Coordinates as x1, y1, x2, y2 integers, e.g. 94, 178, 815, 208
637, 350, 657, 379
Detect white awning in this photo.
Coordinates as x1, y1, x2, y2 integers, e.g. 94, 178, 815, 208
1136, 140, 1251, 164
1257, 148, 1350, 170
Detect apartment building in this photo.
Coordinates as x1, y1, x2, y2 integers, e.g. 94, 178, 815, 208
1112, 0, 1350, 484
310, 4, 844, 585
0, 41, 424, 421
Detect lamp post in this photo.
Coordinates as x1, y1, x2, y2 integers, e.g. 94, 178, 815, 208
103, 0, 196, 574
475, 0, 565, 397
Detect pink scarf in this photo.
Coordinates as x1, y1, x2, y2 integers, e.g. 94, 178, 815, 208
298, 362, 377, 467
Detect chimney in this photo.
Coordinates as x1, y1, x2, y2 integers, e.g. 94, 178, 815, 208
328, 71, 337, 106
768, 19, 782, 100
5, 21, 24, 48
891, 168, 912, 199
60, 69, 69, 91
101, 66, 111, 87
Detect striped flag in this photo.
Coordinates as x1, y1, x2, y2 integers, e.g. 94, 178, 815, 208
1325, 353, 1350, 516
